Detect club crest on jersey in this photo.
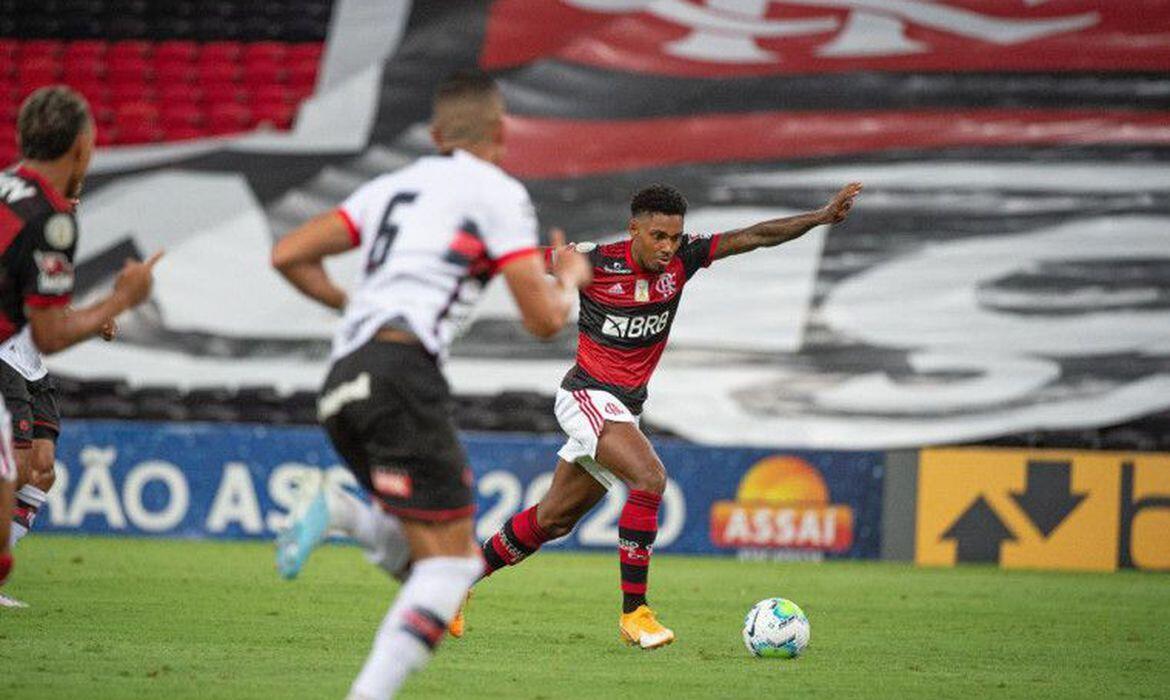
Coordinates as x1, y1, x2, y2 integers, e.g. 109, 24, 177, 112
635, 279, 650, 302
654, 272, 677, 297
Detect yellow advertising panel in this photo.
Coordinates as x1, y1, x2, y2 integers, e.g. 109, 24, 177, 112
916, 448, 1170, 572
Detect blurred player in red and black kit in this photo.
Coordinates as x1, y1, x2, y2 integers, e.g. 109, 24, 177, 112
0, 86, 160, 597
476, 181, 862, 648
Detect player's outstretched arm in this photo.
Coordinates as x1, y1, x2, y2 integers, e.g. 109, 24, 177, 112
712, 182, 862, 261
503, 229, 592, 339
271, 211, 354, 311
28, 252, 162, 354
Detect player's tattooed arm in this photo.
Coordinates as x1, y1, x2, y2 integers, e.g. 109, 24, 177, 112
712, 182, 862, 260
271, 211, 354, 311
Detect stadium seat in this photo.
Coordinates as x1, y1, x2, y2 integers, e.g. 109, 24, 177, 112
153, 40, 199, 64
160, 102, 203, 128
207, 102, 251, 134
162, 124, 206, 142
155, 59, 198, 85
159, 83, 202, 104
253, 101, 295, 129
202, 80, 244, 105
0, 5, 327, 146
109, 81, 153, 104
117, 121, 164, 144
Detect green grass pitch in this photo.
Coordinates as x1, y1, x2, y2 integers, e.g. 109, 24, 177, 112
2, 536, 1167, 699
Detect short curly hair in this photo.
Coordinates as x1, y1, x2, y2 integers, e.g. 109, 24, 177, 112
18, 86, 92, 161
630, 183, 687, 218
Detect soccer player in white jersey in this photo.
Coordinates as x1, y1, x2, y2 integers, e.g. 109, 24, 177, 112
271, 71, 591, 700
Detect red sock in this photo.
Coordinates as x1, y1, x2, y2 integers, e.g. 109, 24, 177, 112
480, 505, 552, 577
619, 489, 660, 613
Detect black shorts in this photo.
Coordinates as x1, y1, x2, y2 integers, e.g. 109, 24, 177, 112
0, 363, 60, 447
319, 338, 473, 522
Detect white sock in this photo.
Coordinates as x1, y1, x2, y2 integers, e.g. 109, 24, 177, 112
350, 555, 482, 700
328, 488, 410, 579
8, 521, 27, 549
10, 484, 47, 548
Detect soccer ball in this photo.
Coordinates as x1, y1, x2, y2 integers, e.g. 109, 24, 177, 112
742, 598, 810, 658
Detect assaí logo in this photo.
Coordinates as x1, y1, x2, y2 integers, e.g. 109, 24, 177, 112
709, 456, 853, 559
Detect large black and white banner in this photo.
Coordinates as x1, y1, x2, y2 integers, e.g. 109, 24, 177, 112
48, 0, 1170, 449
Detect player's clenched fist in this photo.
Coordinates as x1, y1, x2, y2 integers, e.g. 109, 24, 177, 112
113, 251, 164, 307
818, 182, 863, 224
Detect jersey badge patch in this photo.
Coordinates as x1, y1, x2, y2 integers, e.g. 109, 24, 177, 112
33, 251, 74, 295
635, 278, 650, 302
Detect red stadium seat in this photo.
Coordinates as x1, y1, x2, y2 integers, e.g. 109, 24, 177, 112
109, 81, 153, 104
154, 41, 199, 65
207, 102, 252, 134
202, 80, 244, 105
0, 55, 14, 80
117, 122, 164, 145
201, 41, 242, 63
21, 40, 66, 60
62, 40, 107, 63
95, 124, 120, 146
0, 40, 18, 61
252, 83, 293, 106
286, 43, 323, 63
243, 59, 284, 88
163, 124, 207, 142
253, 101, 296, 130
108, 40, 152, 62
88, 100, 115, 126
159, 83, 203, 105
243, 41, 286, 64
115, 100, 161, 125
155, 59, 198, 85
160, 103, 204, 129
198, 58, 241, 84
286, 59, 318, 91
61, 58, 106, 87
108, 56, 153, 84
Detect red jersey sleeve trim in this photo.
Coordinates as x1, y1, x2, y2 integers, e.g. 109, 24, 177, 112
494, 246, 540, 270
25, 293, 71, 308
705, 233, 722, 267
336, 208, 361, 248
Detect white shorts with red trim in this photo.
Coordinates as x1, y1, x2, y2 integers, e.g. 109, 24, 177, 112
0, 402, 14, 483
554, 388, 639, 488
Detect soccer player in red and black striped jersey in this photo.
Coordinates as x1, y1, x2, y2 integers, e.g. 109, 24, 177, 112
478, 181, 862, 648
0, 86, 159, 594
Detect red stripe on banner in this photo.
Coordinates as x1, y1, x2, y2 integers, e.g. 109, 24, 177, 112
503, 109, 1170, 178
574, 390, 603, 435
484, 1, 1170, 77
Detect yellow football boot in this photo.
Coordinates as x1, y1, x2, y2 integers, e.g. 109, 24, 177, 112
619, 605, 675, 649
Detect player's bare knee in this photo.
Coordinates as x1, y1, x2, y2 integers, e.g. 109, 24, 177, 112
629, 462, 667, 495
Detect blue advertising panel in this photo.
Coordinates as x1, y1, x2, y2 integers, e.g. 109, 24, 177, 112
39, 421, 884, 558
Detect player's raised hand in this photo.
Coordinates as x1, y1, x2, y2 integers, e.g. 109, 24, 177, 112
550, 228, 592, 289
114, 251, 164, 308
819, 182, 863, 224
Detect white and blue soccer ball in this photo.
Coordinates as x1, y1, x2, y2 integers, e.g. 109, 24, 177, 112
742, 597, 810, 658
